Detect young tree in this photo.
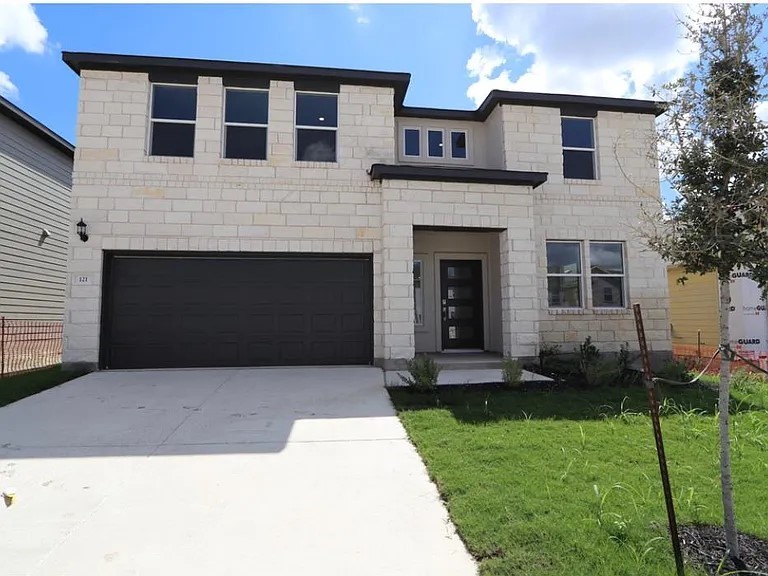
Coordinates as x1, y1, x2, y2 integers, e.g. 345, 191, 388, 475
647, 4, 768, 562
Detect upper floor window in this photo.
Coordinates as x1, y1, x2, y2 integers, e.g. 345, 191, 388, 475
224, 88, 268, 160
404, 128, 420, 157
561, 117, 595, 179
296, 92, 337, 162
150, 84, 197, 157
590, 242, 626, 308
428, 129, 444, 158
451, 131, 467, 159
546, 241, 582, 308
402, 127, 471, 162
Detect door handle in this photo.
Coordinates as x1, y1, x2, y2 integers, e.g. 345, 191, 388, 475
442, 299, 447, 321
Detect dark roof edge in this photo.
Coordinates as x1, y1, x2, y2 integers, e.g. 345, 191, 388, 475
0, 95, 74, 158
398, 90, 666, 121
369, 164, 548, 188
62, 51, 412, 107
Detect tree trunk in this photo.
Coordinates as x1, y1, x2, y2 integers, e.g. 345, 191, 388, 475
719, 277, 740, 559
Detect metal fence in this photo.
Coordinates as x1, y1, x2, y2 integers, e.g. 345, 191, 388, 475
0, 318, 64, 378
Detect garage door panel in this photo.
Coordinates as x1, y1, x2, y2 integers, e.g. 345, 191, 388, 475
104, 254, 372, 369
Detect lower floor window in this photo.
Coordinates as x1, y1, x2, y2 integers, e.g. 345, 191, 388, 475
590, 242, 626, 307
546, 242, 583, 308
546, 240, 627, 309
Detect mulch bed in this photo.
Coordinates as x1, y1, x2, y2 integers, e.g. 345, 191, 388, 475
680, 524, 768, 575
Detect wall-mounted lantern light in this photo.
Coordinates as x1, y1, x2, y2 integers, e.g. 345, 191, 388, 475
76, 219, 89, 242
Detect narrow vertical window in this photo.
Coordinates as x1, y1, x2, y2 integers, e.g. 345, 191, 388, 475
413, 260, 424, 325
427, 129, 444, 158
404, 128, 420, 157
450, 130, 467, 159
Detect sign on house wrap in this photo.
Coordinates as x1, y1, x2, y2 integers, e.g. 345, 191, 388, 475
729, 268, 768, 370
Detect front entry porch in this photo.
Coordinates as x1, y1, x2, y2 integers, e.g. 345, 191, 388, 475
384, 351, 552, 386
413, 228, 503, 355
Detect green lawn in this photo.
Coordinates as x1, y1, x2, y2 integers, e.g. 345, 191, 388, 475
389, 377, 768, 576
0, 365, 86, 407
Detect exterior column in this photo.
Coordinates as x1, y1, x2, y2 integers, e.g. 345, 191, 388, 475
499, 225, 539, 359
379, 185, 414, 369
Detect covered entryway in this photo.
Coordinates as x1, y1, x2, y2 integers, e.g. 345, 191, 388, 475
101, 252, 373, 369
413, 228, 503, 354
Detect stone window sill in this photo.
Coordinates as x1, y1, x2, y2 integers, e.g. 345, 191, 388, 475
220, 158, 270, 167
146, 155, 194, 164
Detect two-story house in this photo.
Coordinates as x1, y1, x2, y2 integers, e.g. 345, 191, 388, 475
60, 51, 671, 372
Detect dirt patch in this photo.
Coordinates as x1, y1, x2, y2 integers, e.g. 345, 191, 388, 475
680, 524, 768, 575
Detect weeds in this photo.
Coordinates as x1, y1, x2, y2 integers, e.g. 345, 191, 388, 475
399, 355, 440, 392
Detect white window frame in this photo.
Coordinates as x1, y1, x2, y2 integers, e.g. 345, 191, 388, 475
449, 129, 469, 160
148, 82, 197, 157
295, 90, 339, 162
561, 116, 596, 180
413, 259, 424, 326
402, 126, 421, 158
546, 240, 584, 309
589, 241, 627, 309
222, 87, 269, 160
426, 128, 445, 159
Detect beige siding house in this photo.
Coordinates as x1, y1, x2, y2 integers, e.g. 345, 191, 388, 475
60, 52, 671, 372
0, 96, 74, 320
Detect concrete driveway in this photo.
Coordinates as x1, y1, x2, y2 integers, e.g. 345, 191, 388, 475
0, 367, 476, 576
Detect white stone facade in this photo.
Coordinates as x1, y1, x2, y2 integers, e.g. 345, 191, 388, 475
63, 64, 670, 370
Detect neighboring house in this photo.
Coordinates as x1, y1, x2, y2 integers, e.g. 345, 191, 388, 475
61, 51, 671, 372
667, 266, 720, 354
668, 266, 768, 367
0, 95, 74, 320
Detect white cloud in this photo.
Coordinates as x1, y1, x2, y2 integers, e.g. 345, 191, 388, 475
0, 3, 47, 53
467, 3, 699, 105
0, 2, 48, 101
756, 101, 768, 123
0, 71, 18, 99
348, 4, 370, 25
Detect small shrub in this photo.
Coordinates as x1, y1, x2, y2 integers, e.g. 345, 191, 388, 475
576, 336, 601, 386
538, 342, 561, 372
656, 359, 692, 383
584, 358, 621, 387
501, 356, 523, 389
617, 342, 642, 386
399, 355, 440, 392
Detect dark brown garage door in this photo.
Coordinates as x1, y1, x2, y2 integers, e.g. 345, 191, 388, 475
101, 253, 373, 369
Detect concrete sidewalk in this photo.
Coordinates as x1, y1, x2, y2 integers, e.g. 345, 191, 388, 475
0, 367, 476, 576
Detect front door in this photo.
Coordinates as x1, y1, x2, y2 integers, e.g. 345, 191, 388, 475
440, 259, 484, 350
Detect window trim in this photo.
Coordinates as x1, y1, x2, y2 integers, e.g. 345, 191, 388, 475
426, 128, 445, 159
450, 129, 469, 160
413, 259, 424, 326
148, 82, 197, 158
546, 240, 584, 309
222, 86, 269, 160
561, 116, 596, 180
402, 126, 421, 158
295, 90, 339, 162
589, 241, 627, 309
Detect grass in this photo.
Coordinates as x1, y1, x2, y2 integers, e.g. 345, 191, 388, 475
0, 365, 86, 407
389, 376, 768, 576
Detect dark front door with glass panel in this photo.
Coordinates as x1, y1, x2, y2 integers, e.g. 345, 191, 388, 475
440, 260, 484, 350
